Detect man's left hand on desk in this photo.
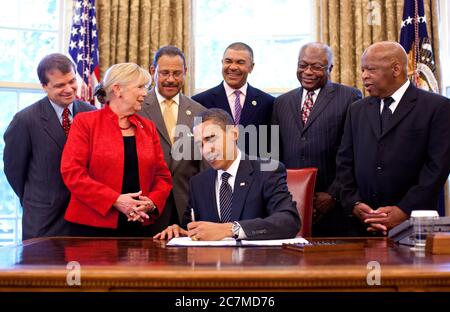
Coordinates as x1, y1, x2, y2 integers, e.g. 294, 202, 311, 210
187, 221, 233, 241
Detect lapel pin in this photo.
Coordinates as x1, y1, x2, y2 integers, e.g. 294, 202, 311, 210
186, 110, 192, 116
251, 100, 257, 106
240, 182, 246, 186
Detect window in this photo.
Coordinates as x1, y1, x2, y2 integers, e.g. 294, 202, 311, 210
0, 0, 71, 246
193, 0, 315, 95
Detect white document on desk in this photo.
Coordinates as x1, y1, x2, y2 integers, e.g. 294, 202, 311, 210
166, 236, 309, 247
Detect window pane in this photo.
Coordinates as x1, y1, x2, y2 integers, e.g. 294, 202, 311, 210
0, 219, 16, 246
195, 0, 314, 92
18, 31, 58, 83
0, 29, 18, 81
19, 91, 45, 111
18, 0, 58, 30
0, 0, 19, 28
0, 90, 19, 218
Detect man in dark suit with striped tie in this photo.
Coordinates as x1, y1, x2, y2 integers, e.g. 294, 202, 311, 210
272, 42, 362, 236
3, 53, 95, 240
192, 42, 274, 157
154, 108, 300, 241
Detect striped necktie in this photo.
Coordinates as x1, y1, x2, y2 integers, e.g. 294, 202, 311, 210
219, 172, 233, 223
234, 90, 242, 125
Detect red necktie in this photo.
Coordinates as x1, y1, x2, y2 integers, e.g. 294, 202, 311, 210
62, 107, 71, 136
301, 91, 315, 125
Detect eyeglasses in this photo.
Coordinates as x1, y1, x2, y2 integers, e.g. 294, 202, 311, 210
158, 70, 184, 79
297, 63, 329, 72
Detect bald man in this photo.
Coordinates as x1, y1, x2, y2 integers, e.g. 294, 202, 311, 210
336, 41, 450, 236
272, 42, 361, 236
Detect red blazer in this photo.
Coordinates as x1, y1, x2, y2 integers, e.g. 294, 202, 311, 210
61, 105, 172, 228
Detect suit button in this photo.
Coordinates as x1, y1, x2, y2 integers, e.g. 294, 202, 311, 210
376, 166, 382, 171
301, 137, 306, 141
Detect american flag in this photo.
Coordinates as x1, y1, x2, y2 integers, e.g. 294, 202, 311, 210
399, 0, 437, 92
68, 0, 100, 106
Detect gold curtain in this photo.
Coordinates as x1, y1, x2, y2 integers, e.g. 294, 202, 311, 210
96, 0, 192, 92
316, 0, 441, 93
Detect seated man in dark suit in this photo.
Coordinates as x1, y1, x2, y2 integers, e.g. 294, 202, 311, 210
336, 41, 450, 236
192, 42, 274, 157
154, 108, 300, 241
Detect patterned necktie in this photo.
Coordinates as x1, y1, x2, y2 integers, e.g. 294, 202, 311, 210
219, 172, 233, 223
162, 99, 176, 144
62, 107, 71, 136
380, 97, 395, 134
234, 90, 242, 125
301, 91, 315, 125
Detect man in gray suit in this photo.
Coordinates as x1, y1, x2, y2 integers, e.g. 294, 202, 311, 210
272, 43, 362, 236
138, 46, 206, 230
3, 53, 95, 240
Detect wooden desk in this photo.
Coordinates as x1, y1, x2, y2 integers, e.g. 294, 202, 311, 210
0, 237, 449, 291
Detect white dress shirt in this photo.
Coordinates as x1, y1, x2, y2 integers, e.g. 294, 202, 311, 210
300, 88, 320, 110
50, 100, 74, 124
155, 88, 180, 118
379, 79, 410, 114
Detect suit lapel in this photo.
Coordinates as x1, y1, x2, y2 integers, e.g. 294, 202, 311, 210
142, 90, 172, 146
380, 84, 417, 139
171, 94, 193, 173
213, 83, 234, 116
240, 84, 257, 124
230, 159, 254, 221
302, 82, 335, 133
40, 97, 66, 150
204, 169, 220, 222
365, 97, 382, 140
289, 88, 304, 132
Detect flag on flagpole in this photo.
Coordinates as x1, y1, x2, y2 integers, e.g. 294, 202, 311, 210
399, 0, 438, 93
68, 0, 100, 107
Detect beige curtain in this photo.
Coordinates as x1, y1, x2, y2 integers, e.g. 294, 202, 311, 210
316, 0, 441, 93
96, 0, 192, 92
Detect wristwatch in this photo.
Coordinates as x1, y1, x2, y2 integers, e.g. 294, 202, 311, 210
231, 222, 241, 239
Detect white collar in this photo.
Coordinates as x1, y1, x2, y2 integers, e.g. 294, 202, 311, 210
223, 81, 248, 97
155, 88, 180, 105
217, 149, 242, 180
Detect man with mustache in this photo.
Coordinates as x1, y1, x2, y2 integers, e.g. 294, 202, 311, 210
138, 46, 206, 231
3, 53, 95, 240
154, 108, 300, 241
192, 42, 274, 157
272, 42, 362, 236
335, 41, 450, 236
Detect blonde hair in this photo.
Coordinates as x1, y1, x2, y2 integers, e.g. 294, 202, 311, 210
102, 63, 151, 100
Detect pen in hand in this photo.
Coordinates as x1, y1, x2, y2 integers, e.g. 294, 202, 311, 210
191, 208, 196, 222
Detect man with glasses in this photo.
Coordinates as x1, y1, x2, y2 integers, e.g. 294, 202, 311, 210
138, 46, 206, 230
272, 42, 362, 236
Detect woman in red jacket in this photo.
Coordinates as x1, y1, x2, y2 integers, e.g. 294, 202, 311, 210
61, 63, 172, 237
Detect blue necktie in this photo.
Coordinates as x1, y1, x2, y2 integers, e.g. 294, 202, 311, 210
219, 172, 233, 223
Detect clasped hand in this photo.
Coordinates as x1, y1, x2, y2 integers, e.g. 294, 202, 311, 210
353, 203, 407, 235
113, 190, 155, 222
